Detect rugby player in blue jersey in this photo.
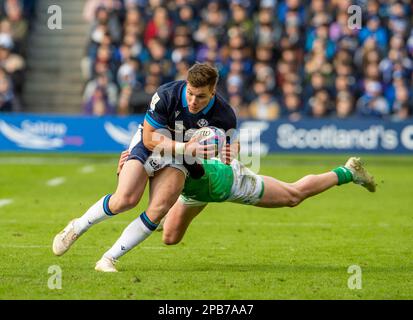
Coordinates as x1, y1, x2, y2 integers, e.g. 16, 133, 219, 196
52, 63, 239, 271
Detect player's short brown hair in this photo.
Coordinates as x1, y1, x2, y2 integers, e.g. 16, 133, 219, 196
187, 63, 219, 89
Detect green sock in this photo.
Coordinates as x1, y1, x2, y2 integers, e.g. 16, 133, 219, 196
332, 166, 353, 185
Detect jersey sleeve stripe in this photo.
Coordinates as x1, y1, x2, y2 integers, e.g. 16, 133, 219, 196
145, 114, 167, 129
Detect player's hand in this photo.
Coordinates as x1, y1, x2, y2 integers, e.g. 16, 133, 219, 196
220, 143, 239, 165
184, 136, 217, 159
117, 150, 130, 175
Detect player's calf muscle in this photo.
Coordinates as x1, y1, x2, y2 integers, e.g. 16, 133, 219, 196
291, 172, 337, 199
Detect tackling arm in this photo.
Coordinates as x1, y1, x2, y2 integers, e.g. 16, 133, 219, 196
221, 140, 240, 165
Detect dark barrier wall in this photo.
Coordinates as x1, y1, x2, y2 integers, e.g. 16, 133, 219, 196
1, 114, 413, 154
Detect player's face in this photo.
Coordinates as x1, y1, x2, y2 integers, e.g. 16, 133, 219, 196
186, 83, 215, 114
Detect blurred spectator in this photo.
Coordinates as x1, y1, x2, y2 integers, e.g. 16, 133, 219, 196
277, 0, 305, 25
335, 91, 354, 118
129, 71, 162, 114
83, 72, 118, 108
117, 56, 139, 88
0, 66, 19, 112
145, 38, 174, 82
0, 0, 31, 110
174, 58, 190, 81
89, 5, 122, 45
306, 23, 336, 60
282, 93, 302, 121
171, 26, 195, 64
144, 6, 173, 46
201, 0, 227, 40
359, 16, 388, 51
303, 72, 330, 101
0, 1, 28, 55
306, 89, 333, 118
0, 33, 24, 93
91, 44, 119, 79
117, 84, 133, 115
228, 1, 254, 44
83, 85, 116, 116
248, 80, 280, 120
196, 33, 219, 63
174, 4, 199, 34
229, 92, 249, 118
356, 80, 390, 118
123, 8, 145, 40
83, 0, 123, 23
391, 84, 412, 121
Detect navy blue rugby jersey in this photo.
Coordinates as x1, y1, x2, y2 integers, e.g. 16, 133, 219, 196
144, 80, 237, 142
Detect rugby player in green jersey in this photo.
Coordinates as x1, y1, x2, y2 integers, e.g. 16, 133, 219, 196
96, 151, 375, 272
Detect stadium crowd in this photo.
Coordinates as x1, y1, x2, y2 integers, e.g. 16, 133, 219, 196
0, 0, 34, 113
81, 0, 413, 120
0, 0, 35, 112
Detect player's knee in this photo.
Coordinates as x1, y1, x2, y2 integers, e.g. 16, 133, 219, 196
162, 233, 181, 245
110, 194, 139, 212
286, 188, 302, 207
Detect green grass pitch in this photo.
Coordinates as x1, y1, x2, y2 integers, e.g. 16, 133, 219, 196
0, 153, 412, 300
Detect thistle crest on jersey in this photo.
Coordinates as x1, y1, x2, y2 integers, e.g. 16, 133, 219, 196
197, 119, 209, 127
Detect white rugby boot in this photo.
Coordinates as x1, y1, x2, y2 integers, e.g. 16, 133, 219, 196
345, 157, 376, 192
52, 219, 80, 256
95, 256, 118, 272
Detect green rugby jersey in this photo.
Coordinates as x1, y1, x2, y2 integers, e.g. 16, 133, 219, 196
182, 159, 233, 202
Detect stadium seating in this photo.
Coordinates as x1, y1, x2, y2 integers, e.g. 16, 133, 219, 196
10, 0, 413, 120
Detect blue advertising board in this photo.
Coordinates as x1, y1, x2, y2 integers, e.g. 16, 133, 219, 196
0, 114, 412, 154
238, 119, 413, 155
0, 114, 144, 152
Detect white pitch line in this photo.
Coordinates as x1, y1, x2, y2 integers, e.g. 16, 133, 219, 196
46, 177, 66, 187
80, 165, 95, 174
0, 199, 13, 208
